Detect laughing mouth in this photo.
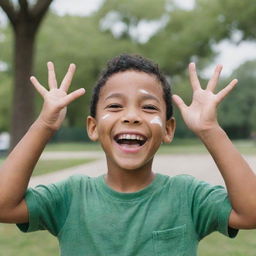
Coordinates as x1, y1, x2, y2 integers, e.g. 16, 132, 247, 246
114, 133, 147, 146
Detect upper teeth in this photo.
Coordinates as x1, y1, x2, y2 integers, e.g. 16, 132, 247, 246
117, 134, 145, 141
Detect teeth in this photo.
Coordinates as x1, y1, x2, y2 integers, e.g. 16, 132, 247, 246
117, 134, 145, 141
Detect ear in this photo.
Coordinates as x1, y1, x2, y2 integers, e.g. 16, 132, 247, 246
87, 116, 99, 141
163, 117, 176, 143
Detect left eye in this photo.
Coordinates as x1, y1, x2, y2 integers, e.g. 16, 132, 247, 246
143, 105, 158, 111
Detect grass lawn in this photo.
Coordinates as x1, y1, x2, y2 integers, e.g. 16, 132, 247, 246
43, 139, 256, 155
198, 229, 256, 255
0, 158, 96, 176
0, 223, 59, 256
0, 223, 255, 255
33, 158, 96, 176
45, 142, 102, 152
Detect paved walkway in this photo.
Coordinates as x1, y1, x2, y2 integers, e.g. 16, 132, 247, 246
29, 151, 256, 188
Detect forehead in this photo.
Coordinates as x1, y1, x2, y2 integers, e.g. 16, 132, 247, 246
100, 71, 164, 100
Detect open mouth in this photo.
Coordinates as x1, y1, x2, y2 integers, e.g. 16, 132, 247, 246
114, 133, 147, 147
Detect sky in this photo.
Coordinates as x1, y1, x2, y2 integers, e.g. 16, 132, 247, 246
1, 0, 256, 77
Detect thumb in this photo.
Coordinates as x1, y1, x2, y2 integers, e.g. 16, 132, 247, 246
60, 88, 86, 108
172, 95, 187, 112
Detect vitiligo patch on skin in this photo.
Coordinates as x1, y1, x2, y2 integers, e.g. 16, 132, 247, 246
150, 116, 163, 127
102, 114, 110, 120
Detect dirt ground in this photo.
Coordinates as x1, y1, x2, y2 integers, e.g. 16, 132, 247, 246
29, 151, 256, 188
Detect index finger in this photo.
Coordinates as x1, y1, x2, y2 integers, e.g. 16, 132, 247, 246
189, 63, 201, 91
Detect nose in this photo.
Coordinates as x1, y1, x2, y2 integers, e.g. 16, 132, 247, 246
121, 108, 141, 124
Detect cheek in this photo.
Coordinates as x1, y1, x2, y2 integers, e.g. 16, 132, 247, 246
101, 114, 111, 120
150, 116, 163, 128
97, 114, 116, 135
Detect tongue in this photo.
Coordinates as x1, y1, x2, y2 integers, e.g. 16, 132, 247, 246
118, 139, 141, 147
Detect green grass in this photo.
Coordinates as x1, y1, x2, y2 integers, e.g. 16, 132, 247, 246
0, 223, 58, 256
0, 223, 255, 255
198, 230, 256, 255
45, 142, 102, 152
0, 158, 96, 176
33, 158, 96, 176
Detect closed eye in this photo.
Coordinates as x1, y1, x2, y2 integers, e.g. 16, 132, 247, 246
106, 104, 123, 110
143, 105, 159, 111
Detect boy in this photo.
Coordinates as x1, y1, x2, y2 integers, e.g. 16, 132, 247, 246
0, 54, 255, 255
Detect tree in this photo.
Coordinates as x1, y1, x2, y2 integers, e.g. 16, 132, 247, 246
219, 60, 256, 138
0, 0, 53, 149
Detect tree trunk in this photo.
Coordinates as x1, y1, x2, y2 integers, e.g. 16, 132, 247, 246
10, 23, 36, 149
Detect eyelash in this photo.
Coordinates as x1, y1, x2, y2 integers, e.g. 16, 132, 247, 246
105, 104, 159, 112
106, 104, 122, 109
143, 105, 159, 111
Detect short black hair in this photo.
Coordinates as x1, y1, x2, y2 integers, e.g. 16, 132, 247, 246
90, 53, 173, 119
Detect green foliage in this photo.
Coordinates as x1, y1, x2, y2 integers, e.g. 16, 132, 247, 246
99, 0, 167, 20
1, 0, 256, 138
196, 0, 256, 41
219, 61, 256, 138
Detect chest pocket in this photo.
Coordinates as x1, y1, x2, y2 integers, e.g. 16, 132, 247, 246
152, 224, 186, 256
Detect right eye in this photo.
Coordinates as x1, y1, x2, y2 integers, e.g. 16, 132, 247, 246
106, 104, 123, 110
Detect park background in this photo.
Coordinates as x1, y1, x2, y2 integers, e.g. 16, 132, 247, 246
0, 0, 256, 255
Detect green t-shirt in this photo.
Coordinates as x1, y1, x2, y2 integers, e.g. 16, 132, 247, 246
17, 174, 237, 256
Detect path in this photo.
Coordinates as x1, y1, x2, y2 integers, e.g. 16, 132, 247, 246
29, 151, 256, 187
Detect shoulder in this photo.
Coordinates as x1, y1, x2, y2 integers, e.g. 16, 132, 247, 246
163, 174, 226, 197
167, 174, 196, 187
156, 174, 197, 196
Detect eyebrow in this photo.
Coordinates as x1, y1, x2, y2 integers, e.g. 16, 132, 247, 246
104, 92, 160, 103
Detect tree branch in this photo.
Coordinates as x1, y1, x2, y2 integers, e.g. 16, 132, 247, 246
18, 0, 29, 16
0, 0, 17, 26
31, 0, 53, 24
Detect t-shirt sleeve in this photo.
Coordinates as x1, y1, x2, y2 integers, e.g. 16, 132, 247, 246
16, 177, 74, 236
187, 176, 238, 240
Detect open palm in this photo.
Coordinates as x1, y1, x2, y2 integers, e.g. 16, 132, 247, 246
31, 62, 85, 131
172, 63, 238, 135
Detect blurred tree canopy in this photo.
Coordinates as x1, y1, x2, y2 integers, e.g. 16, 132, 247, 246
219, 61, 256, 138
0, 0, 256, 141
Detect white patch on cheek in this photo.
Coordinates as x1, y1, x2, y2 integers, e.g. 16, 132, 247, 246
150, 116, 163, 128
139, 89, 150, 95
102, 114, 110, 120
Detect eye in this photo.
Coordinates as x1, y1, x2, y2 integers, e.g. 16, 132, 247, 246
143, 105, 159, 111
106, 104, 123, 110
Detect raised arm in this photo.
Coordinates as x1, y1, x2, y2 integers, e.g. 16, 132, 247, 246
172, 63, 256, 229
0, 62, 85, 223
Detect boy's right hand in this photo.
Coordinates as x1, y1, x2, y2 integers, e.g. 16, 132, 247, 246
31, 62, 85, 131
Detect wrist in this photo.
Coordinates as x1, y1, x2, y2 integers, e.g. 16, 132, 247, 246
196, 125, 226, 142
31, 118, 58, 135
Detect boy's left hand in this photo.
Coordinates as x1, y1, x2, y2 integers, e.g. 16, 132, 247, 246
172, 63, 238, 136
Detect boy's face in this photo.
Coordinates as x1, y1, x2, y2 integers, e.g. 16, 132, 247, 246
87, 71, 175, 172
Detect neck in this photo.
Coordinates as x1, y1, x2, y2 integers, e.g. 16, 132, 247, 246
105, 166, 155, 193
